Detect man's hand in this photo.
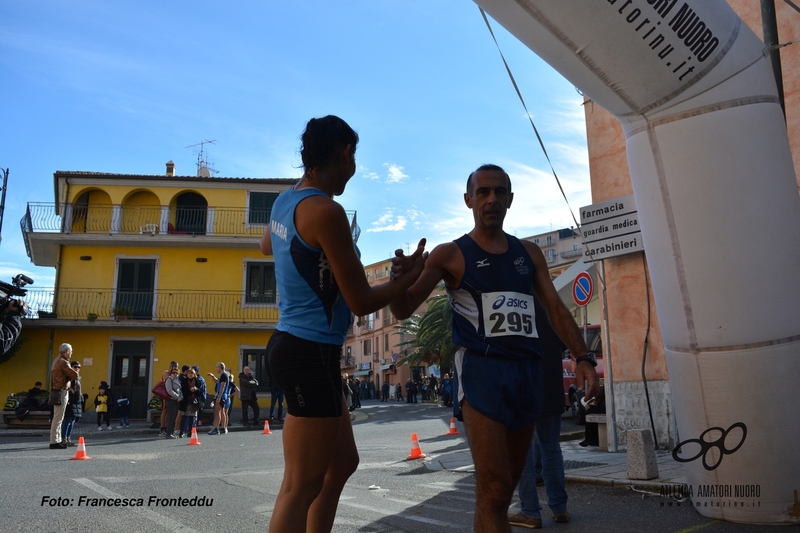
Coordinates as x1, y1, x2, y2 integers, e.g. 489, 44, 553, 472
576, 360, 600, 401
391, 238, 427, 281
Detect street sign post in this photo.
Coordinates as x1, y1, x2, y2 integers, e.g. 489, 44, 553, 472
572, 271, 593, 307
573, 271, 593, 346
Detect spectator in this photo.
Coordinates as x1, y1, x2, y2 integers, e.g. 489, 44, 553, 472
509, 297, 571, 528
116, 394, 131, 428
441, 373, 453, 408
381, 381, 389, 402
94, 384, 112, 431
206, 363, 229, 435
61, 361, 83, 446
269, 379, 285, 421
225, 367, 238, 432
239, 366, 260, 426
160, 361, 179, 435
190, 365, 207, 427
341, 374, 351, 410
49, 343, 78, 449
175, 365, 190, 435
164, 367, 183, 438
180, 367, 202, 437
23, 382, 44, 410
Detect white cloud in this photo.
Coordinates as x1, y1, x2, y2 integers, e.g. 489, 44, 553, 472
384, 163, 409, 184
363, 172, 381, 181
366, 209, 408, 233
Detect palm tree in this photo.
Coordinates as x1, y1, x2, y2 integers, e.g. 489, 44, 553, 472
395, 294, 456, 373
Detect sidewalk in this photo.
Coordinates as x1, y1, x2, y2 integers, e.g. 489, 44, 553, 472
0, 418, 282, 438
426, 438, 685, 490
3, 410, 684, 491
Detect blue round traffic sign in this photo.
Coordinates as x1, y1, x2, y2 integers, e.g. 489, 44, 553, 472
573, 272, 593, 307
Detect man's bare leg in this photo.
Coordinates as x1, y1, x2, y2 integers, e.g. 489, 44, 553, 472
462, 400, 535, 533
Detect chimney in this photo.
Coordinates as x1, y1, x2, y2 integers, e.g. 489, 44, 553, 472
166, 160, 176, 176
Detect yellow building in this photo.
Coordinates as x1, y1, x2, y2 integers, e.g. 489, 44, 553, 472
11, 164, 298, 420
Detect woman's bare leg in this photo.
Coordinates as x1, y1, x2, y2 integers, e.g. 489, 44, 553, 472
268, 396, 358, 533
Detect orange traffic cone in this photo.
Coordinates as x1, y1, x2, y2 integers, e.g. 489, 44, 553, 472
262, 420, 272, 434
447, 417, 460, 435
187, 427, 201, 446
70, 436, 92, 460
407, 432, 426, 460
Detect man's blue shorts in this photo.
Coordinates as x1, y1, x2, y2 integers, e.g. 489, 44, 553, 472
453, 348, 543, 430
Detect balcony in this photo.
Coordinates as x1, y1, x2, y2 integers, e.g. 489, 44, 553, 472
20, 288, 279, 328
21, 203, 358, 266
561, 249, 584, 259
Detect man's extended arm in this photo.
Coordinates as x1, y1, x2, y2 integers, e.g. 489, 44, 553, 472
390, 243, 457, 320
525, 241, 599, 399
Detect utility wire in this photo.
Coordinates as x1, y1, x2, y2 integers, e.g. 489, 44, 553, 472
479, 9, 605, 286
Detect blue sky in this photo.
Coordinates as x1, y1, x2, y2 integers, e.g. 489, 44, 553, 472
0, 1, 592, 289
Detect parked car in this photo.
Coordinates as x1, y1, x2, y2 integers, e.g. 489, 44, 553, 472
562, 324, 604, 423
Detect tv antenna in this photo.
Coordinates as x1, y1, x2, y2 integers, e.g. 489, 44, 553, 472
186, 140, 219, 177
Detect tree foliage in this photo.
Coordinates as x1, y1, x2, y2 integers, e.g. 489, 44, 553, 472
395, 294, 456, 374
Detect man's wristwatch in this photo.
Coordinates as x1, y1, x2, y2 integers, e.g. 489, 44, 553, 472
575, 352, 597, 367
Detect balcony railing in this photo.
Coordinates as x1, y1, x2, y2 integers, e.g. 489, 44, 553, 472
561, 249, 584, 259
21, 288, 279, 323
22, 202, 358, 254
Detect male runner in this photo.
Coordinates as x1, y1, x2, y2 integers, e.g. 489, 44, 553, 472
391, 164, 599, 532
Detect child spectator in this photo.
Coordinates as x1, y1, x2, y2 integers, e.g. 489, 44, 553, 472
94, 386, 111, 431
116, 394, 131, 428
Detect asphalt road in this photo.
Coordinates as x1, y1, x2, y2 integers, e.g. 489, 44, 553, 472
0, 401, 774, 532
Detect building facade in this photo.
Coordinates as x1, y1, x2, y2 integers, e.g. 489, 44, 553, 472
10, 165, 303, 420
342, 258, 433, 398
524, 227, 584, 279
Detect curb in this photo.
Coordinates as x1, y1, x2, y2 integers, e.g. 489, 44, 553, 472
565, 475, 665, 492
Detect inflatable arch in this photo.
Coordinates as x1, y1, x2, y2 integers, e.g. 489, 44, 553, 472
472, 0, 800, 524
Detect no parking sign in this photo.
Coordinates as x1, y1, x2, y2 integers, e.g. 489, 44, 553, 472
572, 271, 593, 307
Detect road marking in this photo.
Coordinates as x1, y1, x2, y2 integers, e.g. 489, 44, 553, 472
357, 461, 409, 470
94, 468, 285, 483
73, 478, 197, 533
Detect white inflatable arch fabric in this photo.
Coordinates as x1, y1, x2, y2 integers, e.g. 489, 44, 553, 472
472, 0, 800, 524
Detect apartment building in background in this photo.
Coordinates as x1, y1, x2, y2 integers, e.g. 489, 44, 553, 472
10, 163, 342, 419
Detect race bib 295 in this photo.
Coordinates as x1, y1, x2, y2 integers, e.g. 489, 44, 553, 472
480, 291, 538, 338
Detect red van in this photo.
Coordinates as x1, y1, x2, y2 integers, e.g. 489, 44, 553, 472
562, 324, 603, 420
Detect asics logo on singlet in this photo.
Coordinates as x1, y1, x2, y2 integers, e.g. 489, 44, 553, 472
492, 295, 529, 310
476, 259, 490, 268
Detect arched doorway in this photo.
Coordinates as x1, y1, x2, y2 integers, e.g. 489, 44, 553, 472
174, 192, 207, 235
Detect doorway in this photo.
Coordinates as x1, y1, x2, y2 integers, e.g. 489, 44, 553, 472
111, 340, 151, 419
